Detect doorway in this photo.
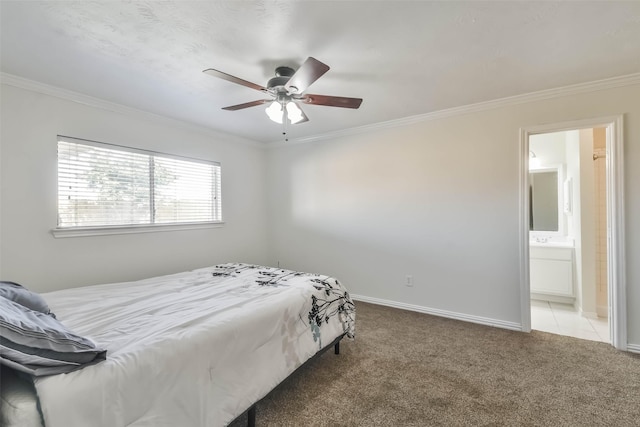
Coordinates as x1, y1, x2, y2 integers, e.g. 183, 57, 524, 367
519, 116, 626, 350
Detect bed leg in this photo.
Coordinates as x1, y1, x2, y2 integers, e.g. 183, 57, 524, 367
334, 341, 340, 355
248, 405, 256, 427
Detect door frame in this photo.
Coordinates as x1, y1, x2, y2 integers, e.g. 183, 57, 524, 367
519, 115, 626, 350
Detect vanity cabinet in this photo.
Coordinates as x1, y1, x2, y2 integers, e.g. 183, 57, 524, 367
530, 246, 574, 303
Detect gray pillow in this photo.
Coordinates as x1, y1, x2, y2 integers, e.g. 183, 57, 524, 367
0, 296, 106, 377
0, 281, 55, 317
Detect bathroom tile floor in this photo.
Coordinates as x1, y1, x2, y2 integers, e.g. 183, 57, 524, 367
531, 299, 609, 343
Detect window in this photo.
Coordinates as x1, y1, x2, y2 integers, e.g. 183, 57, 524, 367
55, 136, 221, 236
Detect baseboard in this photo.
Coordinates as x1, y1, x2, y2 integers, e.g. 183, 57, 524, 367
627, 344, 640, 354
596, 305, 608, 318
530, 293, 575, 305
351, 294, 522, 332
579, 309, 599, 320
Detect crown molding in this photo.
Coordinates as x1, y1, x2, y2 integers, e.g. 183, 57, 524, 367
267, 72, 640, 147
0, 72, 263, 149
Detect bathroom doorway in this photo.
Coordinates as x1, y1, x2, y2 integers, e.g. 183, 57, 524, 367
529, 128, 608, 342
519, 116, 626, 350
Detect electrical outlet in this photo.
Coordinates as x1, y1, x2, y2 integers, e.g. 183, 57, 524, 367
405, 275, 413, 287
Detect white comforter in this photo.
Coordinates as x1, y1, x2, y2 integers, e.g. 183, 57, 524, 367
34, 263, 355, 427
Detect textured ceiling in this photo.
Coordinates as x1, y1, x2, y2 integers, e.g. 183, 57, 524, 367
2, 1, 640, 143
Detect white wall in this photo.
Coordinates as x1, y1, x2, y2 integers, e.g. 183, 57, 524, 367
577, 129, 597, 317
566, 131, 583, 310
0, 84, 269, 292
566, 130, 581, 241
267, 112, 523, 323
530, 131, 567, 166
266, 83, 640, 347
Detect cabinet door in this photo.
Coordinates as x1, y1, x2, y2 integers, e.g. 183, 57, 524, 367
530, 258, 573, 296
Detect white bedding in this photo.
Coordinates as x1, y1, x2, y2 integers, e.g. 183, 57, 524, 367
33, 263, 355, 427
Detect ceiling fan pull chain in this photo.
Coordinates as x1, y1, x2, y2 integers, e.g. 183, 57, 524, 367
282, 104, 289, 142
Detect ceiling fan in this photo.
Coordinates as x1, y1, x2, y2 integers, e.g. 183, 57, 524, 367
203, 57, 362, 139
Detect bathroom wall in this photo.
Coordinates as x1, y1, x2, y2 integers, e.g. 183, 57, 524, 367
562, 129, 598, 316
577, 129, 597, 317
593, 128, 608, 317
566, 131, 582, 309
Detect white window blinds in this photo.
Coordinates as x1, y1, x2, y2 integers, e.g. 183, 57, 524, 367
57, 136, 221, 228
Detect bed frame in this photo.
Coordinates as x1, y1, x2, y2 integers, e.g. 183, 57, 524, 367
243, 334, 345, 427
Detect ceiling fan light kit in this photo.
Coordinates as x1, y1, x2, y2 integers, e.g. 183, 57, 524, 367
203, 57, 362, 141
285, 102, 304, 124
265, 101, 284, 124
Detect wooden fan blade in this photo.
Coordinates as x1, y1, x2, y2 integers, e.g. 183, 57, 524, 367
284, 57, 330, 94
300, 94, 363, 109
222, 99, 271, 111
203, 68, 267, 92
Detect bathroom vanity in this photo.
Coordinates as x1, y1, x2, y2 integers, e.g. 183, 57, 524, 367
529, 162, 575, 303
530, 242, 575, 303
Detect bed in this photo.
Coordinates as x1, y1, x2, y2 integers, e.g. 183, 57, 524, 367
0, 263, 356, 427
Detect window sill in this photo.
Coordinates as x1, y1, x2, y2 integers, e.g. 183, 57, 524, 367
51, 222, 225, 238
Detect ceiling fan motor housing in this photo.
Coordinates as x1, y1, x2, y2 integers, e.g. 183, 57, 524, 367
268, 66, 296, 91
267, 76, 289, 90
275, 66, 295, 77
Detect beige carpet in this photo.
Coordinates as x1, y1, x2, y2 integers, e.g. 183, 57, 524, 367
230, 301, 640, 426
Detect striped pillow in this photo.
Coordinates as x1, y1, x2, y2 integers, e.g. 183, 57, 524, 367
0, 296, 106, 377
0, 281, 55, 317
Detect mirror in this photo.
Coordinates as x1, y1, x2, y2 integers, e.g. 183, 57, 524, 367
529, 169, 559, 231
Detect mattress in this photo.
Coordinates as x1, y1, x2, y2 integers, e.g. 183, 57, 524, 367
1, 263, 354, 427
